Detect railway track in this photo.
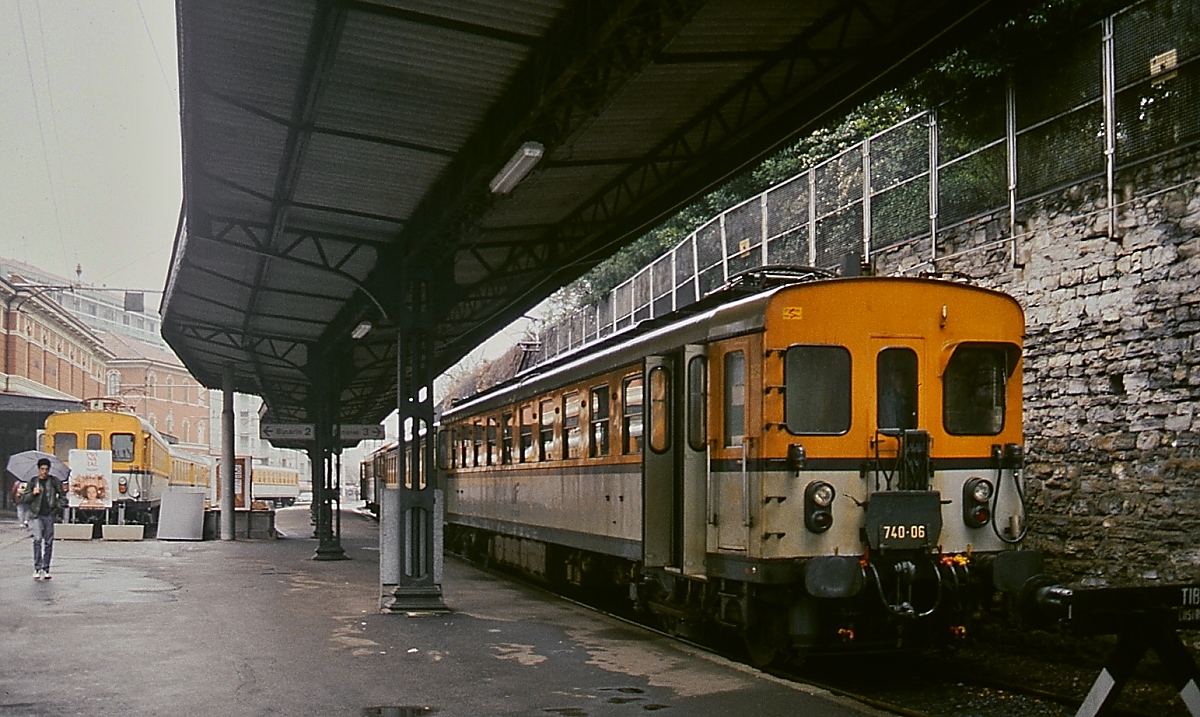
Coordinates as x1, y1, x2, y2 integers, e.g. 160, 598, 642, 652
455, 553, 1184, 717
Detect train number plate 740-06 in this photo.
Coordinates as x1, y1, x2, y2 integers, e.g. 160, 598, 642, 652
865, 491, 943, 551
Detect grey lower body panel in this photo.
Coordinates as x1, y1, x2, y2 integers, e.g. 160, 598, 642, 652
447, 513, 642, 562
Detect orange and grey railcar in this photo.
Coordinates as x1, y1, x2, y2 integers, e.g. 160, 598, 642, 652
439, 272, 1037, 662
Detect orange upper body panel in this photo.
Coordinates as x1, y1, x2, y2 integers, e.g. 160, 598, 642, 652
757, 277, 1024, 460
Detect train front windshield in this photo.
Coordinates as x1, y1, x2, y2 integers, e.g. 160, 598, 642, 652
943, 345, 1012, 435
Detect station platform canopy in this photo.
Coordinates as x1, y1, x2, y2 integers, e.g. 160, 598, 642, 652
163, 0, 1024, 425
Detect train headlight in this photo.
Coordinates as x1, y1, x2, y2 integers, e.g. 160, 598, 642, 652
804, 481, 836, 533
963, 477, 993, 528
971, 479, 993, 503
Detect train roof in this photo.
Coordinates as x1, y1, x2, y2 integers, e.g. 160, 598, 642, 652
444, 272, 1020, 421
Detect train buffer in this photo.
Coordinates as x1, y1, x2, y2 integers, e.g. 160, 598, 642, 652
1023, 580, 1200, 716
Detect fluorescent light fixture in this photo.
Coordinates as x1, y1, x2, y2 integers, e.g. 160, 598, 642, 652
351, 320, 372, 340
489, 141, 544, 195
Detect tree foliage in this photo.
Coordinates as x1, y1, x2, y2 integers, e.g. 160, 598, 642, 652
559, 0, 1130, 311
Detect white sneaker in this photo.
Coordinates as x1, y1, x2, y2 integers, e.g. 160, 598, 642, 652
32, 571, 42, 580
41, 571, 50, 580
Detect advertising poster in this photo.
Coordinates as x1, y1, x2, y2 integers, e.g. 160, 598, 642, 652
216, 456, 249, 509
68, 450, 114, 509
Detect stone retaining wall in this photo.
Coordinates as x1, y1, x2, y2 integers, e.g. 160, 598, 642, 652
875, 147, 1200, 586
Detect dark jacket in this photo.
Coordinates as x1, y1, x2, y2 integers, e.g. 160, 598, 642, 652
18, 476, 67, 516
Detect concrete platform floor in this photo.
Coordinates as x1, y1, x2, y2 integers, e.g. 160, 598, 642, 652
0, 507, 880, 717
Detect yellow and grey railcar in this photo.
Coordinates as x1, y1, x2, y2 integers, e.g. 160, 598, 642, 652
45, 409, 174, 524
439, 273, 1038, 664
252, 466, 301, 507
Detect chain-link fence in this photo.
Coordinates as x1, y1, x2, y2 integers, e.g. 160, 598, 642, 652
530, 0, 1199, 367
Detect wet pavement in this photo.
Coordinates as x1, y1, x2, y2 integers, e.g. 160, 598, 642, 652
0, 507, 881, 717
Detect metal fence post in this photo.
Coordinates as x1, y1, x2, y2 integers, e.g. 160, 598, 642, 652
929, 109, 939, 265
1102, 15, 1116, 238
862, 136, 872, 262
1006, 72, 1019, 266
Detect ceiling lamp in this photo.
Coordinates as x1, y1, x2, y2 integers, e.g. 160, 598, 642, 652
489, 141, 544, 195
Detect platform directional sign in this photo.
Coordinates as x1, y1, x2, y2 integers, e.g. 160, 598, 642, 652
260, 423, 315, 441
339, 424, 385, 441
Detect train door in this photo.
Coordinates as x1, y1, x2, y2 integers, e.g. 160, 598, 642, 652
679, 344, 708, 577
642, 354, 675, 568
713, 339, 756, 553
642, 348, 709, 575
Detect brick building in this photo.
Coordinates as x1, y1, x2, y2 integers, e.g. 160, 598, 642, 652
99, 331, 210, 455
0, 276, 112, 510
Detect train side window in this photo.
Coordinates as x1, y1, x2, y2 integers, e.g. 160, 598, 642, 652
563, 392, 582, 459
520, 405, 536, 462
460, 427, 470, 468
111, 433, 135, 463
724, 351, 746, 447
589, 386, 610, 457
487, 417, 498, 465
785, 346, 851, 434
943, 345, 1009, 435
501, 412, 514, 464
687, 356, 707, 451
449, 428, 458, 469
539, 399, 556, 460
52, 432, 76, 461
86, 433, 102, 450
473, 423, 484, 467
648, 366, 670, 454
437, 429, 449, 471
877, 348, 918, 430
623, 375, 644, 454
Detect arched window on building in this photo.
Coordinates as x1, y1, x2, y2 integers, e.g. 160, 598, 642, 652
198, 420, 207, 445
182, 419, 190, 443
166, 410, 175, 435
147, 371, 157, 399
107, 371, 120, 396
166, 376, 174, 402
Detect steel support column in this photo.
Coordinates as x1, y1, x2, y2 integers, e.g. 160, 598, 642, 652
220, 366, 235, 541
381, 273, 446, 612
312, 389, 347, 561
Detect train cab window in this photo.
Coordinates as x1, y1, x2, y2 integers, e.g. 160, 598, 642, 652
943, 345, 1009, 435
563, 393, 582, 459
539, 400, 556, 460
86, 433, 102, 450
623, 375, 644, 454
589, 386, 610, 457
877, 348, 918, 430
520, 405, 536, 462
687, 356, 707, 451
785, 346, 851, 434
473, 423, 484, 467
111, 433, 135, 463
724, 351, 746, 447
52, 432, 76, 461
487, 417, 498, 465
648, 367, 671, 454
501, 412, 514, 464
449, 428, 458, 469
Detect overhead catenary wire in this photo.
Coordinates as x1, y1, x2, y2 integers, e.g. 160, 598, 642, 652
134, 0, 176, 104
15, 0, 72, 270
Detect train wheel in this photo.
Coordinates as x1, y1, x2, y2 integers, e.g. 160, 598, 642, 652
743, 604, 788, 669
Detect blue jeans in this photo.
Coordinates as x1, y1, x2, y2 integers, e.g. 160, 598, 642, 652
30, 514, 55, 572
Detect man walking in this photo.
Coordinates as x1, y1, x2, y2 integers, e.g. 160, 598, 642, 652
19, 458, 67, 580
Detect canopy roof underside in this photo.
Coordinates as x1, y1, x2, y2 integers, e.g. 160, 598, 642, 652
163, 0, 1023, 424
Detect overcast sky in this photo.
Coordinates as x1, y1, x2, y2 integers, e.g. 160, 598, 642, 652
0, 0, 179, 293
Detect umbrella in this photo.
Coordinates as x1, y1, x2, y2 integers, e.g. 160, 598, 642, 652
6, 450, 70, 482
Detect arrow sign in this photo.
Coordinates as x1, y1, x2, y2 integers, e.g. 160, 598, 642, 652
339, 424, 385, 441
260, 423, 315, 441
